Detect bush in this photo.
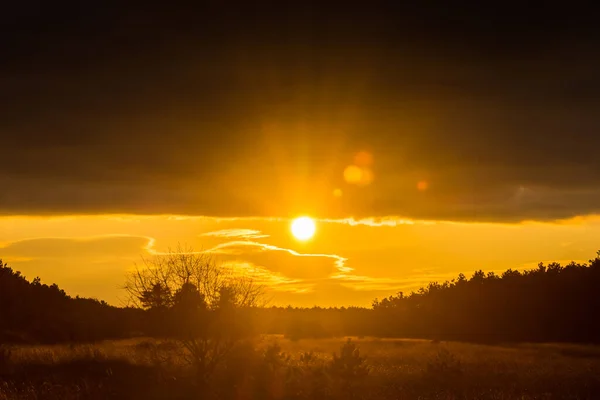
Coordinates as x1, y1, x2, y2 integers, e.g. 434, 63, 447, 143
330, 339, 369, 381
328, 340, 369, 398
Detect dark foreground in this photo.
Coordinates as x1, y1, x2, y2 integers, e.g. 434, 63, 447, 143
2, 337, 600, 399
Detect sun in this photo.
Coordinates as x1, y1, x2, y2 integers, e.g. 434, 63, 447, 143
291, 216, 316, 241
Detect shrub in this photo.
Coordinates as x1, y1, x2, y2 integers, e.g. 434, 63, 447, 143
330, 339, 369, 381
263, 342, 286, 367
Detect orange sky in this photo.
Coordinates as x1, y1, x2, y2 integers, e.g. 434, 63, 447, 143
1, 214, 598, 307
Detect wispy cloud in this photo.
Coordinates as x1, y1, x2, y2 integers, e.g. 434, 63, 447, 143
222, 261, 315, 293
205, 240, 350, 274
201, 228, 269, 239
330, 273, 404, 291
145, 214, 425, 227
331, 271, 469, 292
1, 234, 155, 259
319, 217, 418, 226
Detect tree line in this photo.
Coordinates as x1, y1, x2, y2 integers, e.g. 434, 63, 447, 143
370, 252, 600, 343
0, 260, 143, 343
2, 250, 600, 346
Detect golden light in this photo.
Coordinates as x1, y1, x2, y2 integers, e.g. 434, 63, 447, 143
291, 216, 316, 241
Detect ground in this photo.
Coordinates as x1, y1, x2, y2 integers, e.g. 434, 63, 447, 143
2, 337, 600, 399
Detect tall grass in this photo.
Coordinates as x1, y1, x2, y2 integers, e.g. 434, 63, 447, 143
2, 337, 600, 399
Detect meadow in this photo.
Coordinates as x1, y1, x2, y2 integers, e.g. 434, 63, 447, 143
3, 337, 600, 399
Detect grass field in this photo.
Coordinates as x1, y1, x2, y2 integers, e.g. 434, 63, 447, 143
2, 337, 600, 399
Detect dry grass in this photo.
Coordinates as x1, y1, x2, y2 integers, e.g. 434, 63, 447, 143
2, 337, 600, 399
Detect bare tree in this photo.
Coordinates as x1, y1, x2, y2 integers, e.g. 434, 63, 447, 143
124, 244, 265, 383
124, 244, 264, 309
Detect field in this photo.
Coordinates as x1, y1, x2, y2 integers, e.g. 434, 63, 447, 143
2, 337, 600, 399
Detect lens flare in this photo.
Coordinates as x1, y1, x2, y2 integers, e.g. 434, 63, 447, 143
343, 165, 363, 184
344, 165, 373, 186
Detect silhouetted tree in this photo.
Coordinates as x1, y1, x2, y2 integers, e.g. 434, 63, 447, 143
172, 282, 208, 339
371, 251, 600, 343
0, 259, 143, 344
173, 282, 206, 312
124, 245, 263, 310
123, 245, 265, 383
140, 283, 172, 310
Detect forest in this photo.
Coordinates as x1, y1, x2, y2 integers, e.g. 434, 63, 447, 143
2, 252, 600, 345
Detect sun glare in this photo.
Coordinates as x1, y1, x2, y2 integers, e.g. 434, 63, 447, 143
291, 216, 316, 241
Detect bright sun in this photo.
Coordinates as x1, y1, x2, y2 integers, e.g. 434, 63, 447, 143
291, 216, 316, 241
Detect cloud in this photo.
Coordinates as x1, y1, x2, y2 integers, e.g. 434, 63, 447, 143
331, 273, 405, 291
333, 267, 524, 292
332, 272, 460, 292
206, 240, 348, 279
222, 261, 315, 294
201, 229, 269, 239
1, 5, 599, 223
0, 235, 153, 259
319, 217, 418, 226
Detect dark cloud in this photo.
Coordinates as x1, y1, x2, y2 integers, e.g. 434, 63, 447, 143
1, 3, 599, 221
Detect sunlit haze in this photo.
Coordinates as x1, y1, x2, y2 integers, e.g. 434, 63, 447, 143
2, 214, 600, 307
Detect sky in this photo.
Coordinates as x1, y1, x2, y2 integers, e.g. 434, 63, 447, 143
1, 3, 599, 306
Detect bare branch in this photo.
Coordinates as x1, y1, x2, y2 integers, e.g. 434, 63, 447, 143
124, 243, 265, 309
